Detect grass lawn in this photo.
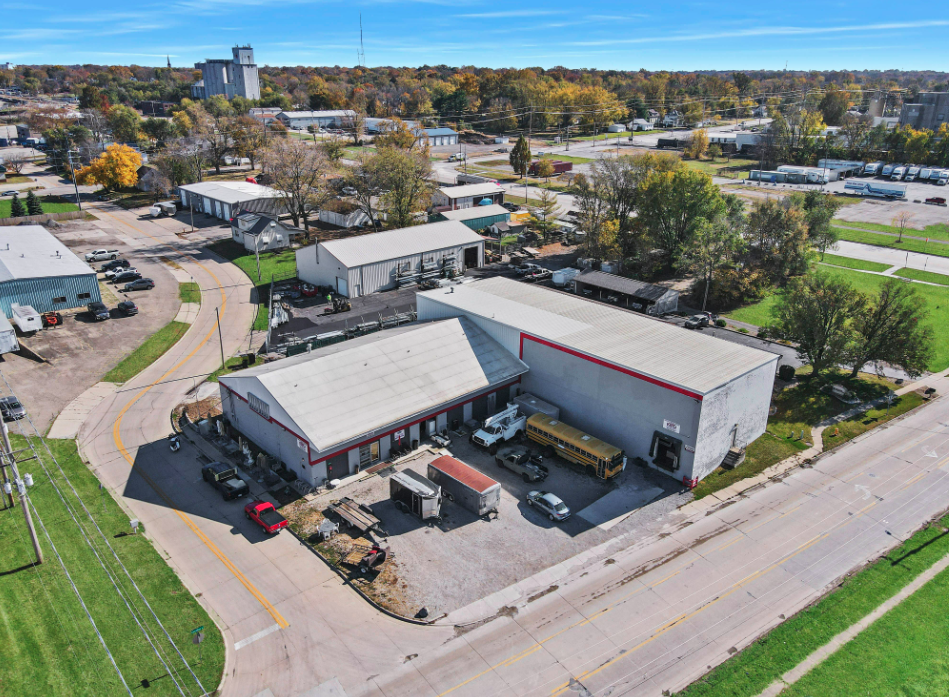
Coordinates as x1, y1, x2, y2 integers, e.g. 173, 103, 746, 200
103, 321, 190, 383
537, 153, 594, 164
207, 353, 263, 382
4, 174, 32, 184
894, 267, 949, 285
571, 130, 632, 141
834, 218, 949, 240
822, 391, 926, 449
178, 282, 201, 304
726, 265, 949, 371
817, 253, 891, 272
0, 437, 224, 697
0, 195, 79, 218
206, 239, 297, 331
677, 513, 949, 697
833, 226, 949, 258
105, 189, 159, 210
692, 369, 897, 500
684, 157, 758, 180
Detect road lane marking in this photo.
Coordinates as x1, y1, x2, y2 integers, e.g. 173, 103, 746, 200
717, 504, 804, 552
98, 205, 288, 629
235, 624, 281, 650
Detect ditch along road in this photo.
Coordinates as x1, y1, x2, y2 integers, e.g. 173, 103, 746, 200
77, 202, 949, 697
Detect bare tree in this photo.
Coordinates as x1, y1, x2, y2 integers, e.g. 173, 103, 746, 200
892, 211, 915, 243
261, 137, 331, 230
168, 137, 208, 183
4, 152, 26, 175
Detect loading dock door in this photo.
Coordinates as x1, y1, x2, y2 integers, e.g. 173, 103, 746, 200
336, 278, 349, 296
464, 246, 479, 268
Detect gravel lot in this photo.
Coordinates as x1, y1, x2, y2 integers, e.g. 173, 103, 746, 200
289, 430, 688, 619
1, 219, 180, 432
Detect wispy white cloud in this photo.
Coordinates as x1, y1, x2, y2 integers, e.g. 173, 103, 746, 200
569, 19, 949, 46
0, 27, 79, 40
459, 9, 564, 18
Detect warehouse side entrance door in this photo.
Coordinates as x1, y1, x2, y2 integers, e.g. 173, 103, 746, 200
464, 246, 479, 268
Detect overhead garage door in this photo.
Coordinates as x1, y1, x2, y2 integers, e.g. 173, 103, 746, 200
336, 277, 348, 296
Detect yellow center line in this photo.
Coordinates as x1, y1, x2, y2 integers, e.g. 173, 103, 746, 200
97, 205, 288, 629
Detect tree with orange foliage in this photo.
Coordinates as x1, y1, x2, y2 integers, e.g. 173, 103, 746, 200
75, 144, 142, 192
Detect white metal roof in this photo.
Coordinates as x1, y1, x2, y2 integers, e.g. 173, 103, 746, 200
220, 317, 528, 452
178, 181, 280, 204
437, 183, 505, 199
319, 220, 484, 268
418, 277, 776, 395
439, 205, 509, 222
0, 225, 96, 282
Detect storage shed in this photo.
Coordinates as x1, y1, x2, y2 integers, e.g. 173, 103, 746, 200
436, 204, 510, 231
218, 317, 529, 486
573, 269, 679, 315
433, 183, 505, 211
295, 220, 485, 298
417, 277, 778, 484
178, 181, 283, 221
0, 225, 100, 315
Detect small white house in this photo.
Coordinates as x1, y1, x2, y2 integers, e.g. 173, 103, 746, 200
629, 119, 654, 131
231, 213, 302, 253
607, 123, 626, 133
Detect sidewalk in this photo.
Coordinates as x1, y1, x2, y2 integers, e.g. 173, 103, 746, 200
757, 549, 949, 696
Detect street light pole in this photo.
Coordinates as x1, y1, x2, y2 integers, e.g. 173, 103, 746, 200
66, 150, 82, 211
215, 307, 226, 372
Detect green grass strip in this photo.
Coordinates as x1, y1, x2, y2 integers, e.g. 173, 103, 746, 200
833, 227, 949, 259
677, 513, 949, 696
0, 436, 224, 696
833, 218, 949, 240
817, 253, 890, 272
178, 281, 201, 304
207, 240, 297, 331
103, 321, 189, 383
893, 267, 949, 285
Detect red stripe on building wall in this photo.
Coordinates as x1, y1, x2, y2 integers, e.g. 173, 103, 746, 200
519, 333, 704, 402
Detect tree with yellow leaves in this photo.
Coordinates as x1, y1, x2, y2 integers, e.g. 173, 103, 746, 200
75, 144, 142, 192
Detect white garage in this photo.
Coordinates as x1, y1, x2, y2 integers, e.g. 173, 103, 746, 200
295, 220, 485, 298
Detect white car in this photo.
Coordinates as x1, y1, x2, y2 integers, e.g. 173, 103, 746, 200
85, 249, 120, 262
526, 490, 571, 522
105, 266, 137, 280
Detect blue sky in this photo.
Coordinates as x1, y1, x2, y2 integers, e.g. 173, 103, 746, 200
2, 1, 948, 70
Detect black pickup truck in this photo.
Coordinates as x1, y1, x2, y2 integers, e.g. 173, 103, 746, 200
201, 462, 249, 500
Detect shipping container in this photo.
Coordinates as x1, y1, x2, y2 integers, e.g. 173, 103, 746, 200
426, 456, 500, 517
514, 392, 560, 420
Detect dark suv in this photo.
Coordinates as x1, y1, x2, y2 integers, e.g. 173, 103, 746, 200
100, 258, 130, 273
112, 270, 142, 284
87, 301, 110, 321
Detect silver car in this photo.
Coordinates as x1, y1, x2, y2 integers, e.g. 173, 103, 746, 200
526, 490, 570, 522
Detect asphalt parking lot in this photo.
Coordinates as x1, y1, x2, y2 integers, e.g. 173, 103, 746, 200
1, 220, 180, 432
292, 430, 687, 619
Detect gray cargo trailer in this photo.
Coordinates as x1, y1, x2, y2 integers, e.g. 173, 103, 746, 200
427, 455, 501, 517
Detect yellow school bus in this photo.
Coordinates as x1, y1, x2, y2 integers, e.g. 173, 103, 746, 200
525, 413, 626, 479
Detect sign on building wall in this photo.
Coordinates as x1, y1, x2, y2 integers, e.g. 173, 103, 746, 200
663, 419, 681, 434
248, 392, 270, 419
296, 438, 308, 451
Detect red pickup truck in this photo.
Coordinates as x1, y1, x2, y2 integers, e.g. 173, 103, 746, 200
244, 500, 288, 534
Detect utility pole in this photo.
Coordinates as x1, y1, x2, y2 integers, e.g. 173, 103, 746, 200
1, 420, 42, 564
66, 150, 82, 211
215, 307, 226, 372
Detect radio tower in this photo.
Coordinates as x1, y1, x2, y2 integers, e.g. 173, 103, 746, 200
357, 14, 366, 67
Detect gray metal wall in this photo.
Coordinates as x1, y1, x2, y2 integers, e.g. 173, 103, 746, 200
0, 273, 101, 315
520, 340, 702, 479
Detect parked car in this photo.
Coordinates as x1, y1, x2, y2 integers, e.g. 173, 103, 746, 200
117, 300, 138, 316
495, 445, 548, 482
244, 500, 288, 534
201, 462, 249, 500
515, 262, 543, 276
684, 314, 709, 330
342, 186, 357, 196
501, 202, 520, 212
1, 190, 18, 197
526, 490, 570, 522
0, 395, 26, 422
105, 266, 137, 280
111, 270, 142, 284
100, 258, 130, 273
523, 269, 552, 283
494, 147, 509, 153
84, 249, 120, 262
124, 278, 154, 292
86, 301, 110, 321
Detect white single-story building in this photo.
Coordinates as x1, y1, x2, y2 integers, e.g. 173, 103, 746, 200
607, 123, 626, 133
178, 181, 283, 221
433, 182, 505, 211
414, 127, 459, 146
629, 119, 654, 131
219, 316, 529, 484
417, 277, 779, 484
231, 213, 303, 253
296, 220, 485, 297
276, 110, 356, 130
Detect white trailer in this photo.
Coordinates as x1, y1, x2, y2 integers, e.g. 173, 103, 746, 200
844, 181, 907, 199
552, 267, 581, 287
10, 304, 42, 334
0, 315, 19, 354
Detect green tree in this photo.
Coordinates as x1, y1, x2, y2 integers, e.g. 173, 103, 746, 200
798, 190, 842, 259
746, 198, 810, 280
770, 272, 863, 377
536, 159, 555, 184
320, 137, 346, 162
510, 135, 531, 178
635, 168, 724, 263
818, 87, 850, 126
677, 210, 745, 312
107, 105, 142, 144
9, 194, 26, 218
25, 190, 43, 216
529, 189, 563, 242
847, 279, 933, 379
142, 117, 177, 147
348, 147, 434, 230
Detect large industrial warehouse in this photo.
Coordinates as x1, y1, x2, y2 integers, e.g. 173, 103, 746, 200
417, 277, 778, 483
178, 181, 283, 221
0, 225, 101, 315
219, 317, 528, 484
295, 220, 484, 297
